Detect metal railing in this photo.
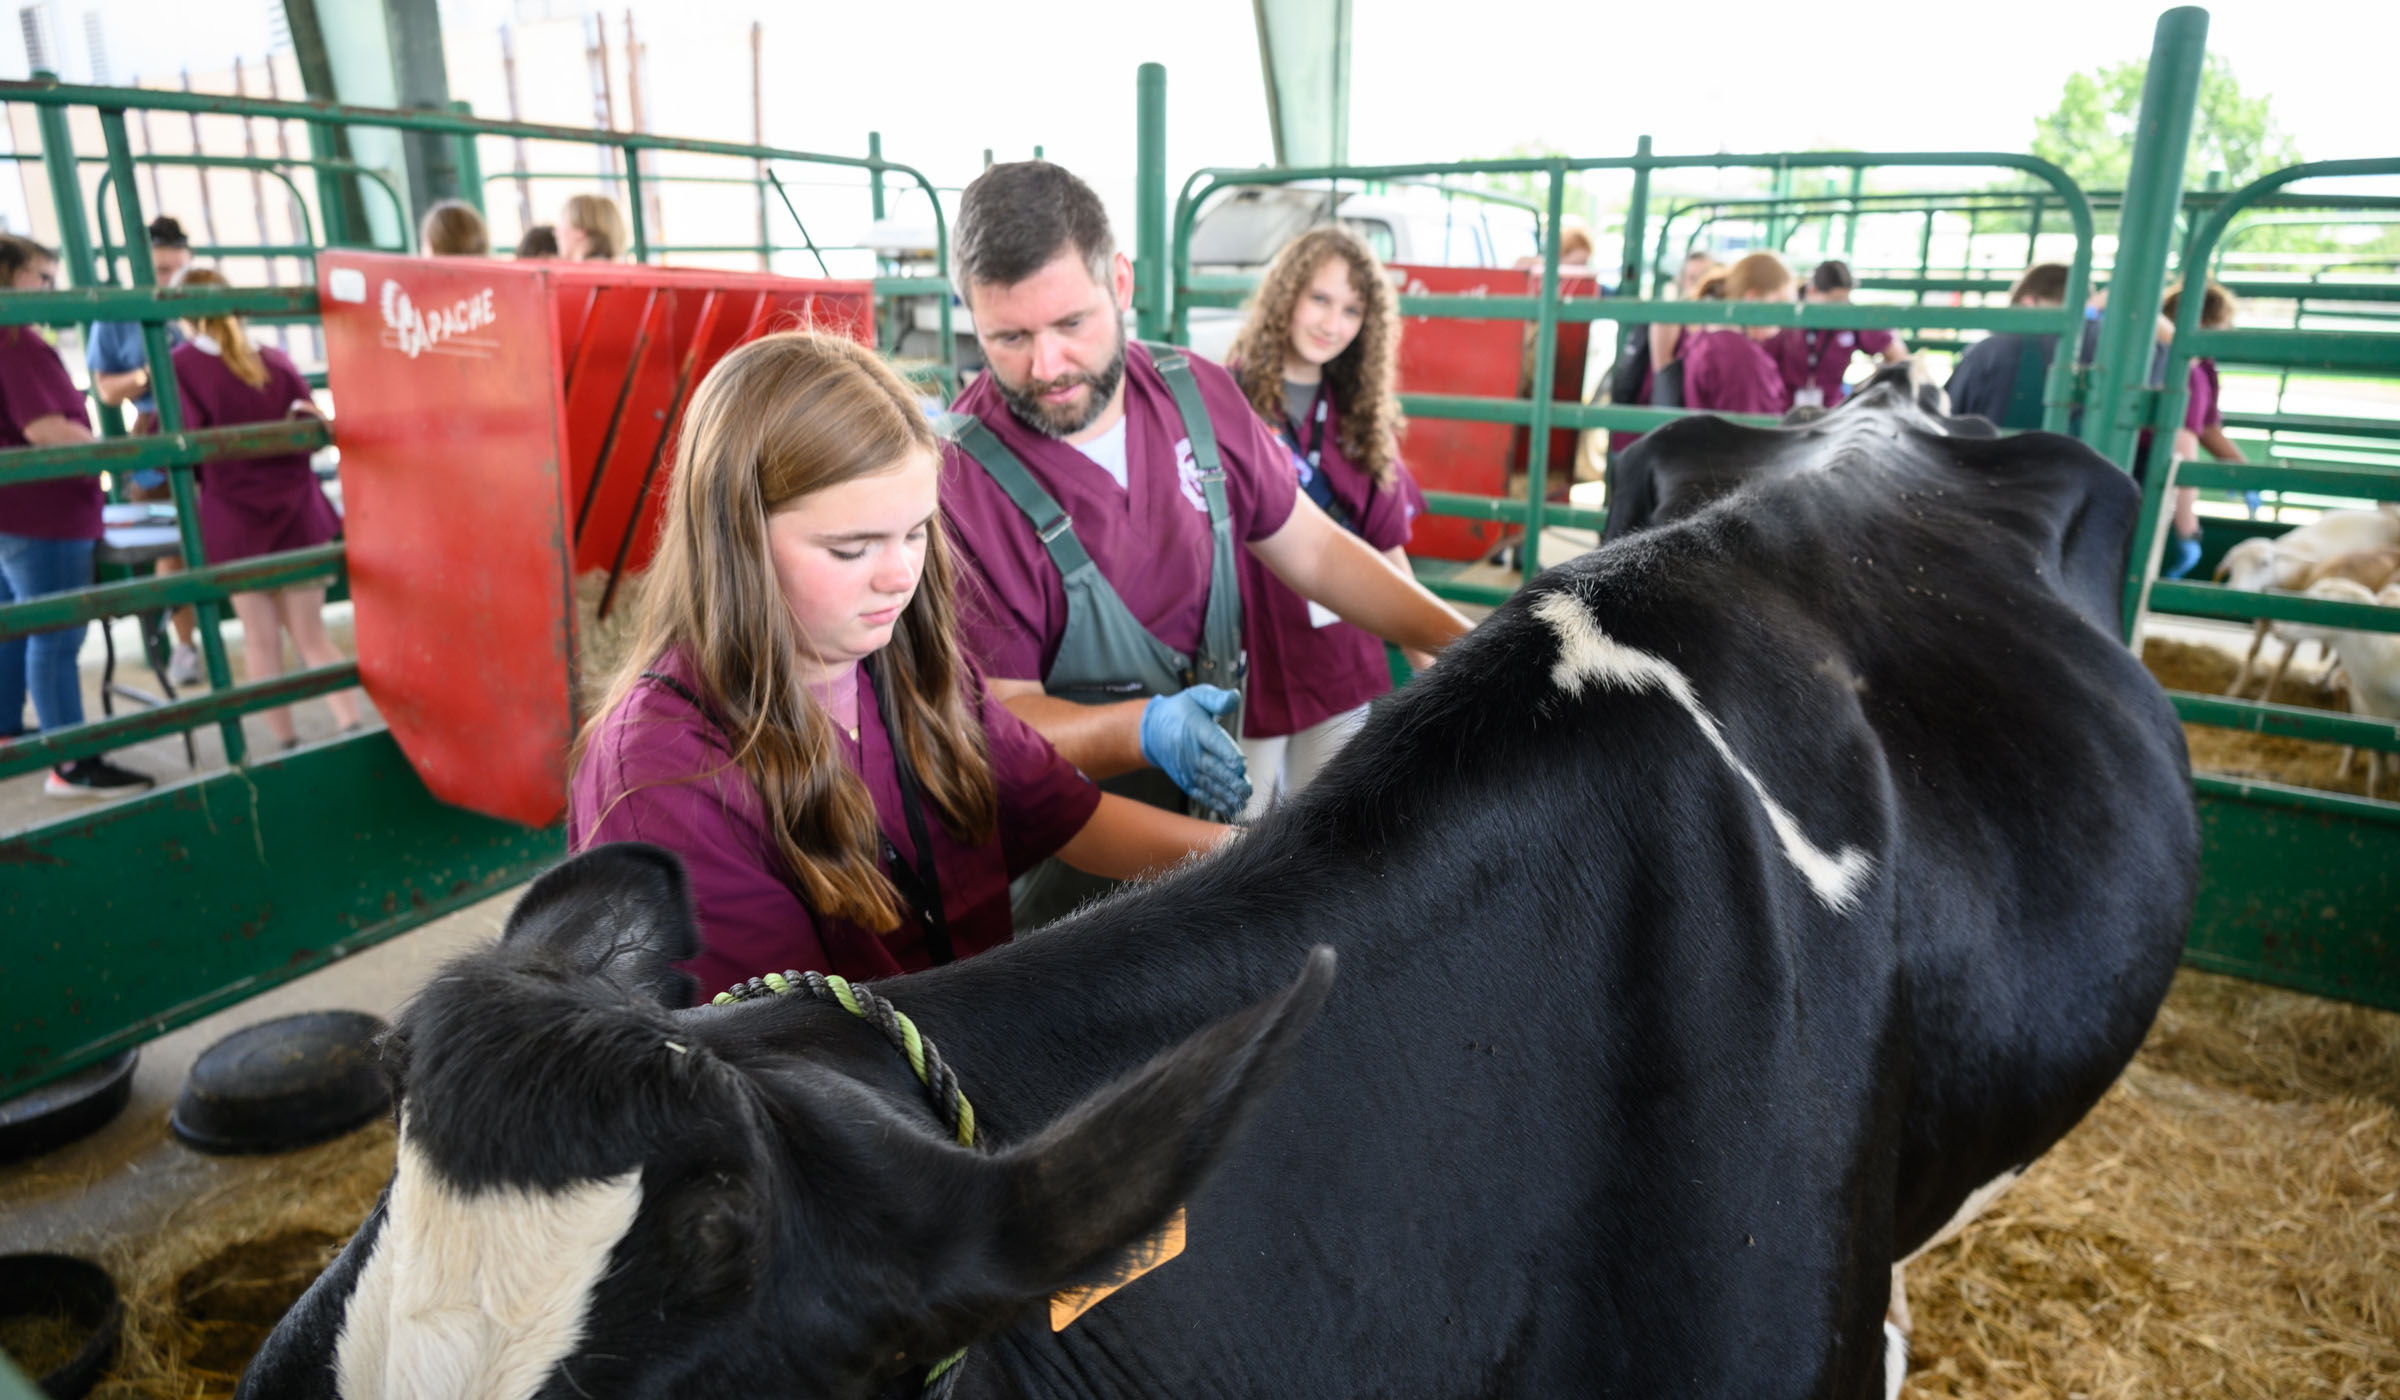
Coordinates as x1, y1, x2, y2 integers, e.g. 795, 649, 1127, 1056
1165, 147, 2096, 602
0, 89, 956, 796
2130, 162, 2400, 821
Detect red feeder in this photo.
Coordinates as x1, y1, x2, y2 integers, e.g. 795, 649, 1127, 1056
319, 253, 874, 827
1389, 264, 1599, 562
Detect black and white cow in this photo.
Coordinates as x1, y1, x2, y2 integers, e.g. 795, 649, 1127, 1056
239, 367, 2197, 1400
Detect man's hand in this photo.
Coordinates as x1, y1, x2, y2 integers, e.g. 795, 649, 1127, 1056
1139, 687, 1250, 815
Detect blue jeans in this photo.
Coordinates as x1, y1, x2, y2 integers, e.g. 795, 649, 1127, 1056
0, 532, 94, 739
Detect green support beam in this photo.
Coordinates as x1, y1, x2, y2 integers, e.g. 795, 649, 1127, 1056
1250, 0, 1351, 167
2083, 6, 2208, 468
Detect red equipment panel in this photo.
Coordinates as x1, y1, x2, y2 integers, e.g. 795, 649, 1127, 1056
1389, 264, 1599, 561
320, 253, 872, 827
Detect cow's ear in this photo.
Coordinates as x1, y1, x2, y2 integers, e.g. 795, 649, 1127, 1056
500, 843, 700, 1008
922, 947, 1336, 1315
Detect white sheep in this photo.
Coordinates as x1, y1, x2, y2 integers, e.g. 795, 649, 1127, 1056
2216, 506, 2400, 698
2290, 576, 2400, 800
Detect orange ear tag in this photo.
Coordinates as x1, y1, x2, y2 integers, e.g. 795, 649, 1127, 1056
1048, 1206, 1189, 1332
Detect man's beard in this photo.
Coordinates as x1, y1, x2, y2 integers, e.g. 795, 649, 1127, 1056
996, 328, 1128, 439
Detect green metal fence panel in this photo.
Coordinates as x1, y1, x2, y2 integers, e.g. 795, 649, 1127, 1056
2184, 784, 2400, 1012
0, 78, 965, 1102
1, 733, 563, 1095
1170, 144, 2094, 586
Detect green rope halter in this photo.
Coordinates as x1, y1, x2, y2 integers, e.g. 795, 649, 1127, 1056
711, 969, 977, 1390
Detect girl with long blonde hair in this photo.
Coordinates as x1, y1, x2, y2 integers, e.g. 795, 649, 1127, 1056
1672, 251, 1796, 416
571, 331, 1225, 998
170, 267, 360, 748
1222, 226, 1427, 818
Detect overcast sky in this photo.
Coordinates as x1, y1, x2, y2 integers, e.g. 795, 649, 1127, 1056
40, 0, 2400, 209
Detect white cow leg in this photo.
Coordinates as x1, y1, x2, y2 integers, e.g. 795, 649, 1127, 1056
1882, 1316, 1909, 1400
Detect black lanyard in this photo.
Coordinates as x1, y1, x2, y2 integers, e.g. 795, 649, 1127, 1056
640, 661, 954, 965
863, 654, 953, 966
1281, 382, 1354, 531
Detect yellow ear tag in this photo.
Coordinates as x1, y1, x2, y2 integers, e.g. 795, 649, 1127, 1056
1048, 1207, 1188, 1332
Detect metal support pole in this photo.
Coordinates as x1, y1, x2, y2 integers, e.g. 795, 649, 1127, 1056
751, 22, 768, 272
449, 101, 484, 215
867, 131, 885, 221
1843, 166, 1863, 257
1134, 62, 1168, 343
2026, 192, 2044, 267
1915, 209, 1934, 307
1521, 159, 1566, 588
2084, 5, 2207, 469
624, 145, 648, 261
99, 107, 244, 766
31, 76, 98, 289
1617, 134, 1651, 363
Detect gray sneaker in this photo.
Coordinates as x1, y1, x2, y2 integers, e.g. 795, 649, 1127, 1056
167, 643, 201, 687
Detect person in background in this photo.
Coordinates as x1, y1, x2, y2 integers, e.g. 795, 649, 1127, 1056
515, 224, 560, 259
571, 332, 1228, 998
1606, 250, 1721, 460
419, 200, 490, 257
1775, 259, 1907, 411
556, 195, 629, 262
1225, 226, 1429, 817
1674, 252, 1793, 416
169, 269, 360, 751
0, 235, 154, 797
87, 215, 199, 684
1514, 215, 1595, 273
1647, 249, 1722, 379
2157, 280, 2243, 579
1944, 261, 2072, 428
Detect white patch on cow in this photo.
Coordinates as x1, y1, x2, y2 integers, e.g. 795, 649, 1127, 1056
1900, 1167, 2022, 1266
1883, 1319, 1908, 1400
1533, 592, 1874, 913
334, 1126, 643, 1400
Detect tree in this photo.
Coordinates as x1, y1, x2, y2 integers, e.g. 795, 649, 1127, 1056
2030, 53, 2300, 194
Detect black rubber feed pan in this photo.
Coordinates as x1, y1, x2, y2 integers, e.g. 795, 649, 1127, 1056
0, 1052, 138, 1168
0, 1253, 122, 1400
171, 1011, 392, 1155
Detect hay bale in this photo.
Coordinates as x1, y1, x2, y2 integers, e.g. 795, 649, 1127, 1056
1906, 970, 2400, 1397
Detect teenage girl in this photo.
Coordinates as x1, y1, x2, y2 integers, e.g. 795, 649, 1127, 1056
571, 331, 1227, 999
556, 194, 629, 262
170, 268, 360, 749
1673, 252, 1797, 416
1224, 227, 1428, 818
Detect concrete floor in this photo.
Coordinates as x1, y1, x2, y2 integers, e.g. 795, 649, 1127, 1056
0, 888, 510, 1257
1, 602, 509, 1256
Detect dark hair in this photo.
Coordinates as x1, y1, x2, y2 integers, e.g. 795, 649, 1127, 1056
952, 161, 1114, 295
147, 216, 189, 250
2162, 280, 2237, 330
0, 234, 55, 280
1809, 259, 1855, 293
2010, 262, 2072, 306
516, 224, 560, 259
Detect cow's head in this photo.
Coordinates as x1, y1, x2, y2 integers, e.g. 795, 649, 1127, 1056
239, 844, 1334, 1400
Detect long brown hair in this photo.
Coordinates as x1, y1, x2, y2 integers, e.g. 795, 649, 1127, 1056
1226, 226, 1404, 486
175, 267, 269, 389
575, 332, 997, 933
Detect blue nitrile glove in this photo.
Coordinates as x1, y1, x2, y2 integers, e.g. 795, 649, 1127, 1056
1140, 686, 1251, 816
2164, 533, 2203, 580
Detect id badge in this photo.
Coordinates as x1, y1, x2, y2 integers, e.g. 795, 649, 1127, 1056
1793, 384, 1826, 409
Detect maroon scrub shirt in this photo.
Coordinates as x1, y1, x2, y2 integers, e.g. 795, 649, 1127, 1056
569, 647, 1100, 1000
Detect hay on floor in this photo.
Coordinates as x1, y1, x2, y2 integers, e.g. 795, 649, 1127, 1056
2142, 636, 2385, 799
1905, 970, 2400, 1398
